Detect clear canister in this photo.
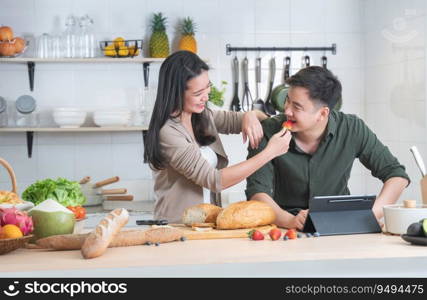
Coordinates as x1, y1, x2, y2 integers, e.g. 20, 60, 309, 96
15, 95, 38, 127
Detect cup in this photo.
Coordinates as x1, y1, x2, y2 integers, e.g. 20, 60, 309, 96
37, 33, 51, 58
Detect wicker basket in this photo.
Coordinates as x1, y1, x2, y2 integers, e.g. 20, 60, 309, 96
0, 157, 33, 255
0, 235, 33, 255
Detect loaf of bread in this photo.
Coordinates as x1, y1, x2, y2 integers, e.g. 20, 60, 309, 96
216, 200, 276, 229
182, 203, 223, 225
81, 208, 129, 259
36, 227, 183, 250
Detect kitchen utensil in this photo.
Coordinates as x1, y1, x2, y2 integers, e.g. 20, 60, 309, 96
410, 146, 426, 177
105, 195, 134, 201
383, 204, 427, 235
93, 176, 120, 189
252, 57, 266, 112
168, 224, 276, 240
264, 56, 277, 115
97, 188, 127, 195
136, 219, 168, 225
241, 57, 253, 112
321, 55, 328, 69
80, 176, 121, 206
230, 56, 241, 111
271, 56, 291, 112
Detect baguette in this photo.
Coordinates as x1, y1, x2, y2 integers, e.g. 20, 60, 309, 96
216, 200, 276, 229
81, 208, 129, 259
182, 203, 223, 225
36, 227, 183, 250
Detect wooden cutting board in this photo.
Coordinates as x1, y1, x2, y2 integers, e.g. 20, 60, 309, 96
169, 224, 276, 240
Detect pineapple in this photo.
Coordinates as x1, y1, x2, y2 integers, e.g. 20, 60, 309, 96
149, 12, 170, 58
178, 17, 197, 53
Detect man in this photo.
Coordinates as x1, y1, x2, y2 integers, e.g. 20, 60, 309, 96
245, 66, 410, 230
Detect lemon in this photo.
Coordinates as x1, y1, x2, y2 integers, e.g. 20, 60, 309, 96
118, 46, 129, 57
0, 224, 23, 239
114, 37, 125, 48
104, 44, 115, 50
104, 49, 117, 57
128, 46, 139, 56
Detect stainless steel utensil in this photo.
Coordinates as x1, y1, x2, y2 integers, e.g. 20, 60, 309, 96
410, 146, 426, 177
264, 56, 277, 115
230, 56, 241, 111
252, 57, 266, 112
241, 57, 253, 112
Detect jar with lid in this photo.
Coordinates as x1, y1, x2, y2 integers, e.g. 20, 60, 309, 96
0, 97, 8, 127
63, 15, 78, 58
78, 14, 96, 58
15, 95, 38, 127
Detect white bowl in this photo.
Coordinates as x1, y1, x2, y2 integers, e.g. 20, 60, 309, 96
383, 204, 427, 234
54, 107, 85, 113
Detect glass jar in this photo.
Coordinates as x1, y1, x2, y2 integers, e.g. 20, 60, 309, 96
0, 96, 7, 127
63, 15, 78, 58
78, 14, 96, 58
15, 95, 38, 127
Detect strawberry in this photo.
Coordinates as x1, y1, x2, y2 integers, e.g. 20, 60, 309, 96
285, 229, 297, 240
282, 120, 293, 130
269, 228, 282, 241
247, 229, 264, 240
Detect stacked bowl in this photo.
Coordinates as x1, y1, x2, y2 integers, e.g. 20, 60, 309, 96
93, 109, 131, 127
53, 108, 87, 128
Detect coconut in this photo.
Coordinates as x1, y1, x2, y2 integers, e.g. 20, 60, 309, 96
29, 199, 75, 240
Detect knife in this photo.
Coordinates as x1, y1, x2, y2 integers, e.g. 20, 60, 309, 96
410, 146, 426, 177
136, 219, 168, 226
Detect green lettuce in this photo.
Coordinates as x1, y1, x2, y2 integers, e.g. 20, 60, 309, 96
22, 177, 86, 207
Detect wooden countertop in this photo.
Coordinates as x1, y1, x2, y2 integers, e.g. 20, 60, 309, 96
1, 233, 426, 274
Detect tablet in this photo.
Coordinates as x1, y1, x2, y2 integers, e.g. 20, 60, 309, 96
302, 194, 382, 236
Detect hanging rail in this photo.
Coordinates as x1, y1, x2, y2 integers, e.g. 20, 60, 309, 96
226, 43, 337, 55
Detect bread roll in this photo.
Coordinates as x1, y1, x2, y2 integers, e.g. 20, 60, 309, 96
182, 203, 223, 225
37, 227, 183, 250
216, 200, 276, 229
81, 208, 129, 259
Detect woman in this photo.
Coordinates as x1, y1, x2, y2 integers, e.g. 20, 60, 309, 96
144, 51, 291, 223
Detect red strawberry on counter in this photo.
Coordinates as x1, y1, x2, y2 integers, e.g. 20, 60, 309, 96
248, 229, 264, 240
269, 228, 282, 241
284, 229, 297, 240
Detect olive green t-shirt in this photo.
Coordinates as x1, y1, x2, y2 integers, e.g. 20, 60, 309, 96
245, 110, 410, 211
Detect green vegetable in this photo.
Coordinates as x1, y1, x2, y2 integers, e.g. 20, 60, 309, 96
208, 81, 227, 107
22, 177, 86, 207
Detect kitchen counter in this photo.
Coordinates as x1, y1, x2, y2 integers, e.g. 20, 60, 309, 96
1, 232, 427, 277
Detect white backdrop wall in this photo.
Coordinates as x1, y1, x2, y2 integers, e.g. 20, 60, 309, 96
0, 0, 365, 204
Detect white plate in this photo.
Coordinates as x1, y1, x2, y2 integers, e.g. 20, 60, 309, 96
0, 201, 34, 211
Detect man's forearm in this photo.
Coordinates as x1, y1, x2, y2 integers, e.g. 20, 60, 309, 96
250, 192, 294, 228
373, 177, 409, 220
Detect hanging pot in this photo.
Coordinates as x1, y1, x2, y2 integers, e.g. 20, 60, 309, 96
271, 56, 291, 112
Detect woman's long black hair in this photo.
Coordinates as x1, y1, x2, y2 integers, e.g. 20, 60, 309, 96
144, 51, 216, 170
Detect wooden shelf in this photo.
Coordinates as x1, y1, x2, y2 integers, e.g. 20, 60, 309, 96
0, 57, 165, 63
0, 126, 148, 132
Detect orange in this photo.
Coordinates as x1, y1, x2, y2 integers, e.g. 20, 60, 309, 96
0, 224, 23, 239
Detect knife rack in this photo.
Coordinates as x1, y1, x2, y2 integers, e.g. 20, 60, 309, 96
226, 43, 337, 55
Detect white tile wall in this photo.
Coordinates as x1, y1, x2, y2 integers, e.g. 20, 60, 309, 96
0, 0, 369, 204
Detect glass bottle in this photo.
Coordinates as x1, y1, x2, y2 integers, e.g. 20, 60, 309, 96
78, 14, 96, 58
63, 15, 78, 58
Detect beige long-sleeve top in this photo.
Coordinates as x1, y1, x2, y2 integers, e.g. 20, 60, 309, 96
153, 109, 244, 223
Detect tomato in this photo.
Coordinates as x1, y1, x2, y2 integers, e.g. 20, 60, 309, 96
66, 206, 86, 220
